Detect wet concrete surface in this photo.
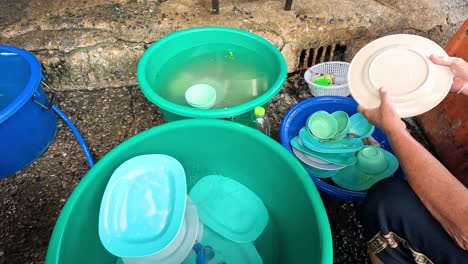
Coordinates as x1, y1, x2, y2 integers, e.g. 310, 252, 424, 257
0, 75, 376, 263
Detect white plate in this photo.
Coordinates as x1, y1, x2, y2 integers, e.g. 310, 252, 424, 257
348, 34, 453, 118
292, 148, 346, 170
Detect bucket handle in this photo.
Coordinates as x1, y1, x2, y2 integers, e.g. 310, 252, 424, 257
32, 81, 55, 110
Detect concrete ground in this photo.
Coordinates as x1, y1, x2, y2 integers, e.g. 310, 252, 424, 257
0, 75, 372, 264
1, 0, 466, 90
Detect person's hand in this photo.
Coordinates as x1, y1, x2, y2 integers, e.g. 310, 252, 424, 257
429, 55, 468, 95
358, 88, 406, 137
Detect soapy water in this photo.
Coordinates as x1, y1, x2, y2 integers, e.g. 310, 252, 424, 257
154, 44, 276, 109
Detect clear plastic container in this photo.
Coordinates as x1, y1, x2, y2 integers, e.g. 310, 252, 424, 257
250, 106, 271, 136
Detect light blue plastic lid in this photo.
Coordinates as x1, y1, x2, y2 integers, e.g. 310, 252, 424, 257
122, 198, 200, 264
185, 84, 216, 109
99, 154, 187, 257
189, 175, 269, 243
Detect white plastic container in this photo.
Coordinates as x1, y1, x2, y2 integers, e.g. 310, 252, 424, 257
304, 62, 350, 97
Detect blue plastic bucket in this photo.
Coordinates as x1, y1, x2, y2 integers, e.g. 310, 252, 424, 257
280, 96, 402, 201
0, 45, 58, 179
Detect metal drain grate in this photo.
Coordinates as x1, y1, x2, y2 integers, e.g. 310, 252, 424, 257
297, 44, 347, 70
210, 0, 294, 13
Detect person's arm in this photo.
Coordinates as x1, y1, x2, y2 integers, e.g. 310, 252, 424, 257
359, 89, 468, 250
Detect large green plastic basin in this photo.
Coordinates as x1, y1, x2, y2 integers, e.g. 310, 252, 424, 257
137, 27, 287, 123
45, 120, 332, 264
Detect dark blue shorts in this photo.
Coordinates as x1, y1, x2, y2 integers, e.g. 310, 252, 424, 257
359, 178, 468, 264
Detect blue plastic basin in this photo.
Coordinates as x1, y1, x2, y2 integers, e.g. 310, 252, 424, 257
0, 45, 57, 178
280, 96, 401, 201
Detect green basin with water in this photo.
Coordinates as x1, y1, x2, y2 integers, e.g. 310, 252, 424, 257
137, 26, 287, 123
45, 119, 332, 264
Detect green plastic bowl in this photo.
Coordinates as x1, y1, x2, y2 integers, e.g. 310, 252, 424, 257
307, 111, 338, 139
349, 113, 375, 138
356, 146, 388, 174
45, 119, 332, 264
184, 84, 217, 109
331, 111, 350, 136
137, 26, 287, 122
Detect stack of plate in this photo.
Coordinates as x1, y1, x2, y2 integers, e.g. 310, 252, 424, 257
290, 112, 399, 191
290, 112, 372, 177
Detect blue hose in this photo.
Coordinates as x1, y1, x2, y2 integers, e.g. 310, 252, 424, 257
52, 105, 95, 168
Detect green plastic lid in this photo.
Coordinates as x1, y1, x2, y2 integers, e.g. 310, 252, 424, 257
189, 175, 269, 243
254, 106, 266, 117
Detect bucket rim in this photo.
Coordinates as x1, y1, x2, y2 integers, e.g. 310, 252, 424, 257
136, 26, 287, 119
45, 119, 333, 264
0, 45, 42, 123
